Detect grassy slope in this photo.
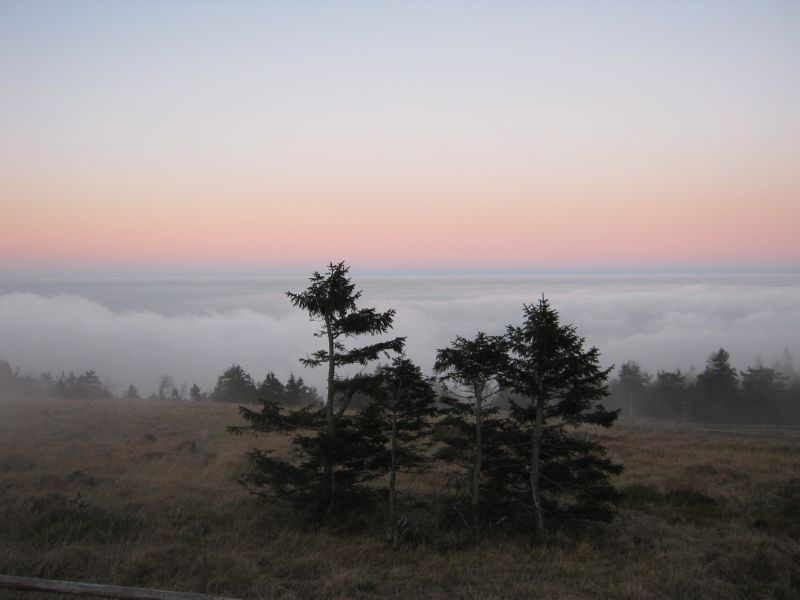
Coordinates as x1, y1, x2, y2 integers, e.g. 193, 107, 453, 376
1, 398, 799, 599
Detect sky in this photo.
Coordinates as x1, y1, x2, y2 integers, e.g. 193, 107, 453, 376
1, 1, 798, 272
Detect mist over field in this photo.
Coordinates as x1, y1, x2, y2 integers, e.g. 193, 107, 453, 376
0, 273, 797, 395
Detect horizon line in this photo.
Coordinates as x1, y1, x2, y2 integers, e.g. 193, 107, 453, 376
1, 263, 799, 280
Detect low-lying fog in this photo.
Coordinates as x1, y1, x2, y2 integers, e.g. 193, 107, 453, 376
1, 273, 798, 395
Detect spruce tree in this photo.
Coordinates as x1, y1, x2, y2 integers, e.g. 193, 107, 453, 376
358, 357, 438, 544
503, 297, 621, 543
653, 369, 688, 421
434, 332, 509, 539
258, 372, 286, 404
741, 365, 784, 424
612, 361, 651, 418
231, 262, 405, 520
696, 348, 740, 422
213, 365, 257, 403
285, 373, 321, 405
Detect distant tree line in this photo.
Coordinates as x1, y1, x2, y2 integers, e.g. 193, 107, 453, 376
0, 364, 114, 400
607, 349, 800, 425
210, 366, 321, 405
0, 359, 321, 406
3, 342, 796, 431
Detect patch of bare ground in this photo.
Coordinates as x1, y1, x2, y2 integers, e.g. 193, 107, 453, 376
1, 398, 799, 599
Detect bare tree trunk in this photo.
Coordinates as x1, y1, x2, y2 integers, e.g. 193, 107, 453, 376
324, 318, 336, 517
472, 384, 483, 540
389, 405, 398, 545
530, 378, 545, 544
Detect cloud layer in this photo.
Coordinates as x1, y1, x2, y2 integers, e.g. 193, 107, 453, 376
0, 275, 798, 394
0, 293, 318, 395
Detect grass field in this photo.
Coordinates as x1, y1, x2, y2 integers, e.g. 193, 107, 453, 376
1, 397, 799, 599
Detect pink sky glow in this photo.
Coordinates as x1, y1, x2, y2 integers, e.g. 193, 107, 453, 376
1, 2, 798, 272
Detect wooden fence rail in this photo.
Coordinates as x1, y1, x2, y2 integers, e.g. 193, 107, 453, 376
0, 575, 243, 600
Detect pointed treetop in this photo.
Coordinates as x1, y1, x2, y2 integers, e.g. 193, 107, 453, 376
286, 262, 361, 321
434, 331, 509, 387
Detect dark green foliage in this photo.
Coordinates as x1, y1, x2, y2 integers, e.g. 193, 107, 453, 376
189, 383, 203, 401
0, 359, 47, 399
54, 370, 109, 399
502, 297, 622, 540
357, 358, 438, 541
284, 373, 321, 406
435, 333, 510, 389
491, 423, 622, 527
610, 361, 651, 418
249, 372, 321, 406
695, 348, 740, 421
232, 262, 404, 521
286, 262, 405, 373
1, 359, 115, 401
257, 372, 285, 404
741, 366, 785, 424
605, 348, 800, 425
434, 395, 512, 527
434, 332, 509, 538
603, 347, 800, 425
359, 359, 438, 473
652, 369, 688, 421
233, 404, 386, 515
213, 365, 257, 404
785, 379, 800, 424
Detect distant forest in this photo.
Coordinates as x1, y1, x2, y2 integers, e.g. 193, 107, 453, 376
606, 348, 800, 425
2, 347, 799, 426
0, 360, 321, 406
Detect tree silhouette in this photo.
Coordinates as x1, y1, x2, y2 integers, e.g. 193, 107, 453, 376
232, 262, 404, 519
434, 332, 508, 539
284, 373, 320, 405
653, 369, 688, 421
613, 361, 651, 418
504, 297, 621, 543
213, 365, 257, 404
741, 366, 784, 424
358, 357, 438, 544
696, 348, 739, 421
257, 372, 285, 404
189, 383, 203, 402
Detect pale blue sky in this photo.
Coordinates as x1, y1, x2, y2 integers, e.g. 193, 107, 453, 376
2, 1, 799, 271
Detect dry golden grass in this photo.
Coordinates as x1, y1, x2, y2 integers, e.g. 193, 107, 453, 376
1, 398, 799, 599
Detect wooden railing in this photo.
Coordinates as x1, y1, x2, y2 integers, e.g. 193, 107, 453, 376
0, 574, 243, 600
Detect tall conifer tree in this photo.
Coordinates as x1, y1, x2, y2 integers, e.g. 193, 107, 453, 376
434, 332, 508, 539
231, 262, 404, 519
358, 357, 438, 544
696, 348, 740, 421
503, 297, 621, 543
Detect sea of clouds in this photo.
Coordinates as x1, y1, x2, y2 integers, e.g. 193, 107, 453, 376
0, 274, 798, 395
